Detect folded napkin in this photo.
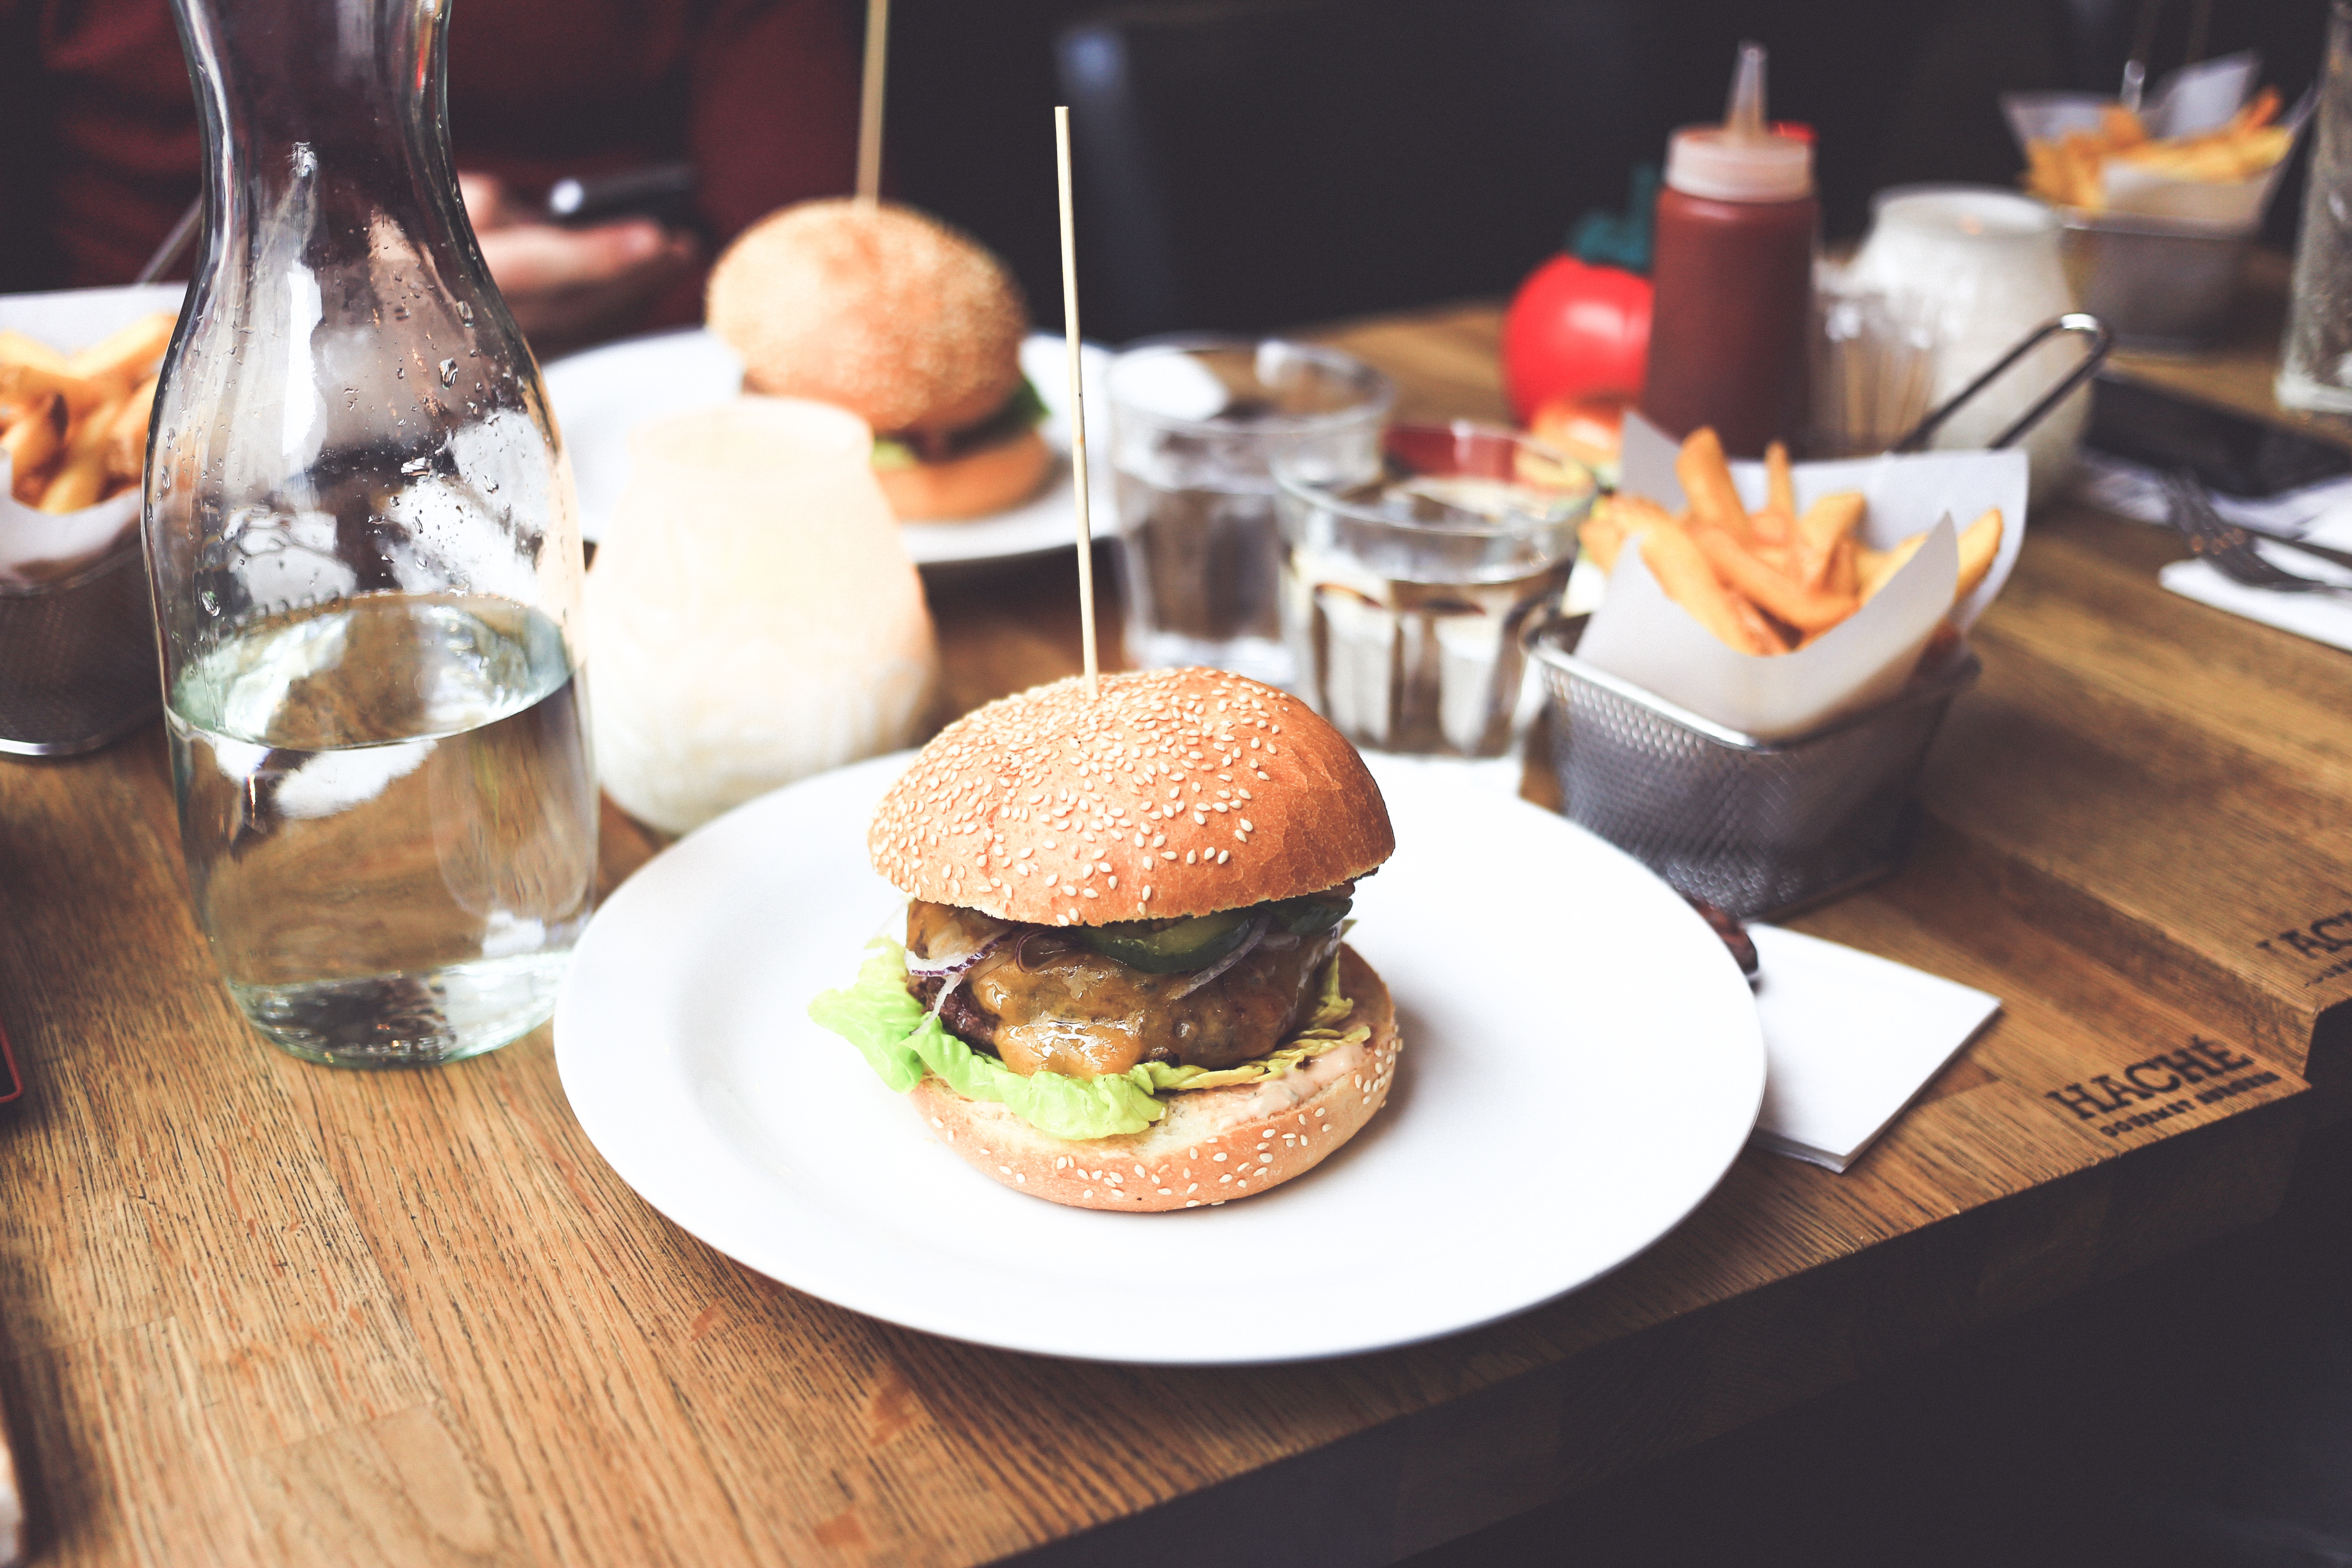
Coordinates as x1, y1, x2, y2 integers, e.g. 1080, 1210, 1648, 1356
2159, 501, 2352, 654
2073, 454, 2352, 652
1749, 925, 2002, 1172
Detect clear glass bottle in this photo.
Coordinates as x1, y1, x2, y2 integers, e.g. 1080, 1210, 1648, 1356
2281, 0, 2352, 414
149, 0, 597, 1067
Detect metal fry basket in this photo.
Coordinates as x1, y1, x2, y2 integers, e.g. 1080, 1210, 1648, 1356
1528, 617, 1978, 919
0, 540, 160, 756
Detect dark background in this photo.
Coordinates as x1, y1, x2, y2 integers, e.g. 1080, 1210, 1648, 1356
882, 0, 2330, 340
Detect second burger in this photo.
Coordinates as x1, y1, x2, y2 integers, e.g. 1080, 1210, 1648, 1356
706, 197, 1054, 522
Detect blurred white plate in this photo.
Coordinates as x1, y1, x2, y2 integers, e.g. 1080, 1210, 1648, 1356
555, 752, 1765, 1365
542, 328, 1115, 566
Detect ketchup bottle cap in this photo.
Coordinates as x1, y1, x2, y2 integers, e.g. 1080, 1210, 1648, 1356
1664, 42, 1814, 203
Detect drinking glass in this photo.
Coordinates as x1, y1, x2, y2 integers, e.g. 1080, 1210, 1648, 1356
1274, 424, 1593, 757
149, 0, 597, 1066
1849, 186, 2086, 497
1808, 264, 1941, 458
1106, 338, 1392, 685
2281, 0, 2352, 413
586, 398, 937, 835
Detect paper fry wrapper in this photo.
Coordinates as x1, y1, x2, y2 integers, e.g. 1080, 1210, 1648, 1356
2001, 52, 2314, 232
0, 284, 184, 587
1575, 416, 2027, 741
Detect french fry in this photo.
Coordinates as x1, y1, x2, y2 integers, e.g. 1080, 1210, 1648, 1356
65, 312, 175, 384
1729, 593, 1793, 654
1823, 535, 1860, 601
1953, 507, 2003, 605
1794, 490, 1865, 591
3, 394, 68, 502
1581, 508, 1626, 574
1585, 493, 1676, 573
1675, 427, 1751, 544
0, 361, 110, 417
105, 376, 159, 481
2098, 103, 2147, 148
1691, 525, 1858, 634
0, 332, 71, 374
1640, 525, 1774, 655
1858, 531, 1926, 602
1763, 441, 1795, 518
38, 389, 127, 513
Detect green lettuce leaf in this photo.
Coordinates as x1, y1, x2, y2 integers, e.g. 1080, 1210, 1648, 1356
807, 941, 1365, 1139
805, 940, 928, 1092
808, 940, 1167, 1138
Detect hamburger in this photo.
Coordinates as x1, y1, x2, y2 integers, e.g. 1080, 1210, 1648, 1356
706, 199, 1054, 521
809, 668, 1400, 1210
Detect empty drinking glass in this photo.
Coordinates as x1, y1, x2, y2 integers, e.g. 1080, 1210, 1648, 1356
1106, 338, 1391, 686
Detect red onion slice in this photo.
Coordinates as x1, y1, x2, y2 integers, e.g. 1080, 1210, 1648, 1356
905, 929, 1009, 977
909, 930, 1010, 1024
1172, 913, 1268, 998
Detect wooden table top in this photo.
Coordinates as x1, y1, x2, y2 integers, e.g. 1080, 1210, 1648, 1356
0, 265, 2337, 1567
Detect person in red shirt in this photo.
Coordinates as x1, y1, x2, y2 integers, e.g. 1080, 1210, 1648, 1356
0, 0, 859, 352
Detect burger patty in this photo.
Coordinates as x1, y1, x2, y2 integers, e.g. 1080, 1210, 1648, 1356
905, 900, 1342, 1080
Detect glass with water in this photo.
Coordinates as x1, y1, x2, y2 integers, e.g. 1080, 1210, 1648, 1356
1106, 339, 1391, 685
2281, 0, 2352, 413
1275, 425, 1592, 756
150, 0, 596, 1066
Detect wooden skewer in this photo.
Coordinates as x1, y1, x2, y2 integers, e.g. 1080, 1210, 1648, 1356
855, 0, 891, 203
1054, 105, 1098, 700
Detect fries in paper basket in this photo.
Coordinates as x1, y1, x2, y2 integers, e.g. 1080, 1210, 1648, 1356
0, 313, 172, 513
1574, 416, 2026, 741
2022, 88, 2292, 213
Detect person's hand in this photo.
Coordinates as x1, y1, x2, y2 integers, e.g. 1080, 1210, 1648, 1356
459, 172, 697, 355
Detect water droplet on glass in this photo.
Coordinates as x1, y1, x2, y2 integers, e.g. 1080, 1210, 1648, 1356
199, 588, 219, 616
457, 302, 474, 324
401, 456, 430, 477
396, 366, 405, 378
438, 359, 458, 386
484, 478, 499, 493
394, 305, 410, 320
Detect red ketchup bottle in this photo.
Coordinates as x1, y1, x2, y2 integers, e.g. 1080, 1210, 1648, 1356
1638, 42, 1818, 458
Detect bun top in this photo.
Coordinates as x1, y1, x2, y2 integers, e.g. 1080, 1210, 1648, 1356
706, 199, 1028, 435
870, 668, 1393, 925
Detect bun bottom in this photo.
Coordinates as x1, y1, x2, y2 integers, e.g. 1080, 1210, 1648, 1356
909, 946, 1400, 1211
878, 427, 1053, 521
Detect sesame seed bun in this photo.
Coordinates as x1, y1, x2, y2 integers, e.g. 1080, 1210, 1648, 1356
706, 199, 1029, 436
870, 668, 1394, 925
911, 945, 1399, 1210
876, 425, 1054, 521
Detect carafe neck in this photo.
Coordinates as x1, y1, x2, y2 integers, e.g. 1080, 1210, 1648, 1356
172, 0, 467, 272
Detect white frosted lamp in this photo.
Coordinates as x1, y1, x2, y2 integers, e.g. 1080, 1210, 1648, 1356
586, 396, 937, 833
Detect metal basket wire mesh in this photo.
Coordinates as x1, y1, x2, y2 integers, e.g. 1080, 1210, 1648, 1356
0, 541, 161, 756
1529, 618, 1978, 919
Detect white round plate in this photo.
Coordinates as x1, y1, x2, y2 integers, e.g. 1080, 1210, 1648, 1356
554, 753, 1764, 1365
542, 328, 1115, 565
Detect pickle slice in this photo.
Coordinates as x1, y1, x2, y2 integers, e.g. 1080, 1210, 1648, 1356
1268, 894, 1350, 936
1069, 909, 1252, 974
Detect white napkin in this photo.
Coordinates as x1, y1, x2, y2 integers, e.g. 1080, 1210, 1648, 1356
2073, 454, 2352, 652
2159, 511, 2352, 652
1749, 925, 2001, 1172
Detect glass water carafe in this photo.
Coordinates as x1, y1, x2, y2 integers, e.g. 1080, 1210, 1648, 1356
149, 0, 597, 1067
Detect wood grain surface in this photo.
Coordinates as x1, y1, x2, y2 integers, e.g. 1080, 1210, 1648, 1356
0, 274, 2329, 1567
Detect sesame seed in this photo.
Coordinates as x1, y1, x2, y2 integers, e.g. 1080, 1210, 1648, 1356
1213, 1152, 1228, 1161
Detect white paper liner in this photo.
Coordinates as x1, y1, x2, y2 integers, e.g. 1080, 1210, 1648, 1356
1574, 414, 2027, 740
0, 284, 184, 586
2001, 52, 2314, 233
